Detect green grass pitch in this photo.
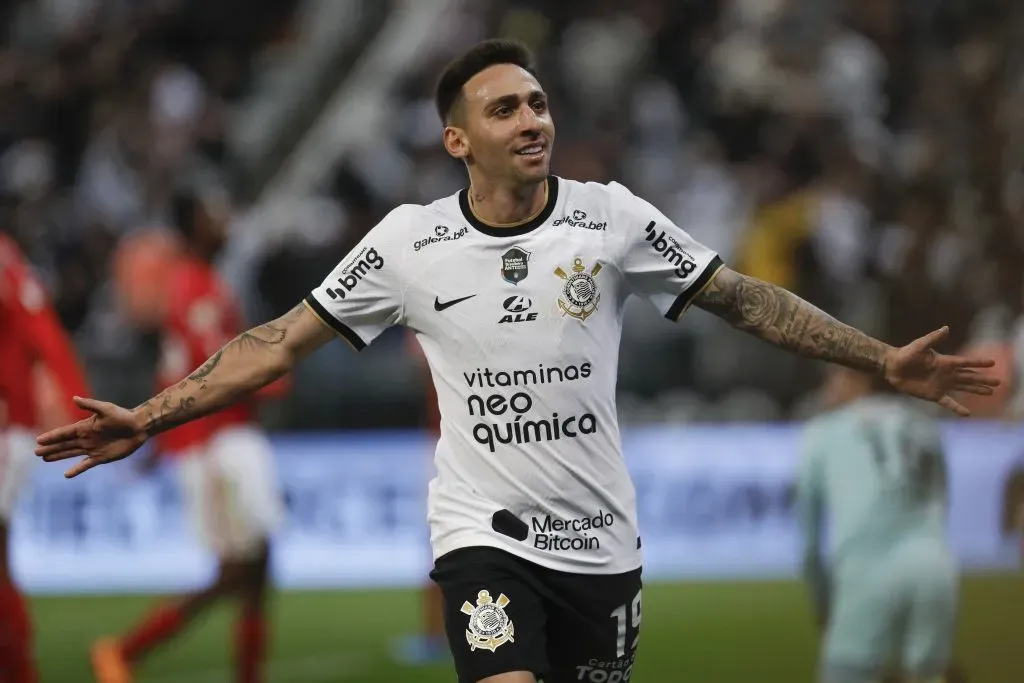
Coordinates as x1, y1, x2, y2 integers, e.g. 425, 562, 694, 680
33, 574, 1023, 682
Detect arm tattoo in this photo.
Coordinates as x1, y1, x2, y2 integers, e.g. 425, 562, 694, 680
693, 268, 890, 374
136, 303, 306, 436
183, 305, 299, 389
185, 349, 223, 389
136, 396, 198, 436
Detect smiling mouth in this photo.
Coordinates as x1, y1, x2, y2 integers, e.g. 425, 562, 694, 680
515, 144, 546, 157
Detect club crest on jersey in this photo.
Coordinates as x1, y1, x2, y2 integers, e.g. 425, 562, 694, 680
501, 247, 530, 284
554, 258, 602, 322
462, 590, 514, 652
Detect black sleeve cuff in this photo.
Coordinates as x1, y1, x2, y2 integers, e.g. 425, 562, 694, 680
303, 294, 367, 351
664, 256, 725, 322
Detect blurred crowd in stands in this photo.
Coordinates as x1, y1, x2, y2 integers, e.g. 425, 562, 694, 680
3, 0, 1024, 428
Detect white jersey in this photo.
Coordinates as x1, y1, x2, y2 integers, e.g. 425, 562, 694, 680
306, 176, 722, 574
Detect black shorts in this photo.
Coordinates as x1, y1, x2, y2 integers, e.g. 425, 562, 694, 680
430, 546, 642, 683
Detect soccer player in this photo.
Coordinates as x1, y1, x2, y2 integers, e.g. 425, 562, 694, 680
0, 231, 91, 683
36, 40, 999, 683
797, 365, 959, 683
89, 188, 287, 683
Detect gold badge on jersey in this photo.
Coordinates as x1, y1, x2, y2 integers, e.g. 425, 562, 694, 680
554, 258, 602, 322
461, 590, 515, 652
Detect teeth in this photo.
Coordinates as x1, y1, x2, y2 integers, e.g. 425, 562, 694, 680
518, 146, 542, 155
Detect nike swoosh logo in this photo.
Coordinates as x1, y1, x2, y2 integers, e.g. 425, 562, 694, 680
434, 294, 477, 311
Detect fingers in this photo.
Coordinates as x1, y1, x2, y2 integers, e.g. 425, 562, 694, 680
36, 442, 89, 461
948, 363, 1001, 396
907, 326, 950, 353
954, 384, 995, 396
954, 367, 1000, 388
937, 395, 970, 417
35, 421, 86, 447
65, 456, 101, 479
944, 356, 997, 369
73, 396, 111, 415
953, 370, 1001, 387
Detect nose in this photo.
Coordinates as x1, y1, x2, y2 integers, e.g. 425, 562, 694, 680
517, 104, 542, 135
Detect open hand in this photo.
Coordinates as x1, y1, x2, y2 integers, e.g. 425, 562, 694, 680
35, 396, 147, 478
883, 327, 1001, 416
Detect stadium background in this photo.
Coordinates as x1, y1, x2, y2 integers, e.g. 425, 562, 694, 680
2, 0, 1023, 680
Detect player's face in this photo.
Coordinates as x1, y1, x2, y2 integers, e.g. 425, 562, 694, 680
447, 64, 555, 185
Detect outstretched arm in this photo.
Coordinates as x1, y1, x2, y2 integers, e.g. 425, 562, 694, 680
36, 302, 336, 477
692, 267, 890, 374
691, 267, 999, 415
135, 302, 329, 436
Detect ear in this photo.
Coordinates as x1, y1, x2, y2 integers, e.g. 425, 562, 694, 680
443, 125, 470, 160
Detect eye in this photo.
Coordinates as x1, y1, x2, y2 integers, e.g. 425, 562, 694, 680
531, 99, 547, 112
494, 105, 513, 117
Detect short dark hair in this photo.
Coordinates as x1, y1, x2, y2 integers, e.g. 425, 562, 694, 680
434, 39, 537, 125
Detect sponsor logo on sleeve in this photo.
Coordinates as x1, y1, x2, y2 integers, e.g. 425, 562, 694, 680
325, 247, 384, 300
643, 221, 698, 279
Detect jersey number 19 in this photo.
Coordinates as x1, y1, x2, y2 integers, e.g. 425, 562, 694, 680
609, 589, 641, 658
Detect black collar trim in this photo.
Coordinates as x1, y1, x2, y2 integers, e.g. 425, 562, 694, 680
459, 176, 559, 238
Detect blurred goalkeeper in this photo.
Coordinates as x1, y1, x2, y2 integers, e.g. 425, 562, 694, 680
796, 365, 961, 683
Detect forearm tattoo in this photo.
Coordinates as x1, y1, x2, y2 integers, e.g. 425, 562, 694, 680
135, 303, 305, 436
693, 268, 889, 374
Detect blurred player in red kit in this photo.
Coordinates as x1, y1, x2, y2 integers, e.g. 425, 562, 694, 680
391, 332, 449, 666
0, 232, 91, 683
92, 188, 288, 683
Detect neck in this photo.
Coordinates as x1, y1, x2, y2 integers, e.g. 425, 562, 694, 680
467, 173, 547, 227
828, 388, 871, 410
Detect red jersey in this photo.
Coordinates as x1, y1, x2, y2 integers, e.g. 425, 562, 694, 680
155, 256, 289, 454
0, 234, 90, 428
155, 257, 253, 454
